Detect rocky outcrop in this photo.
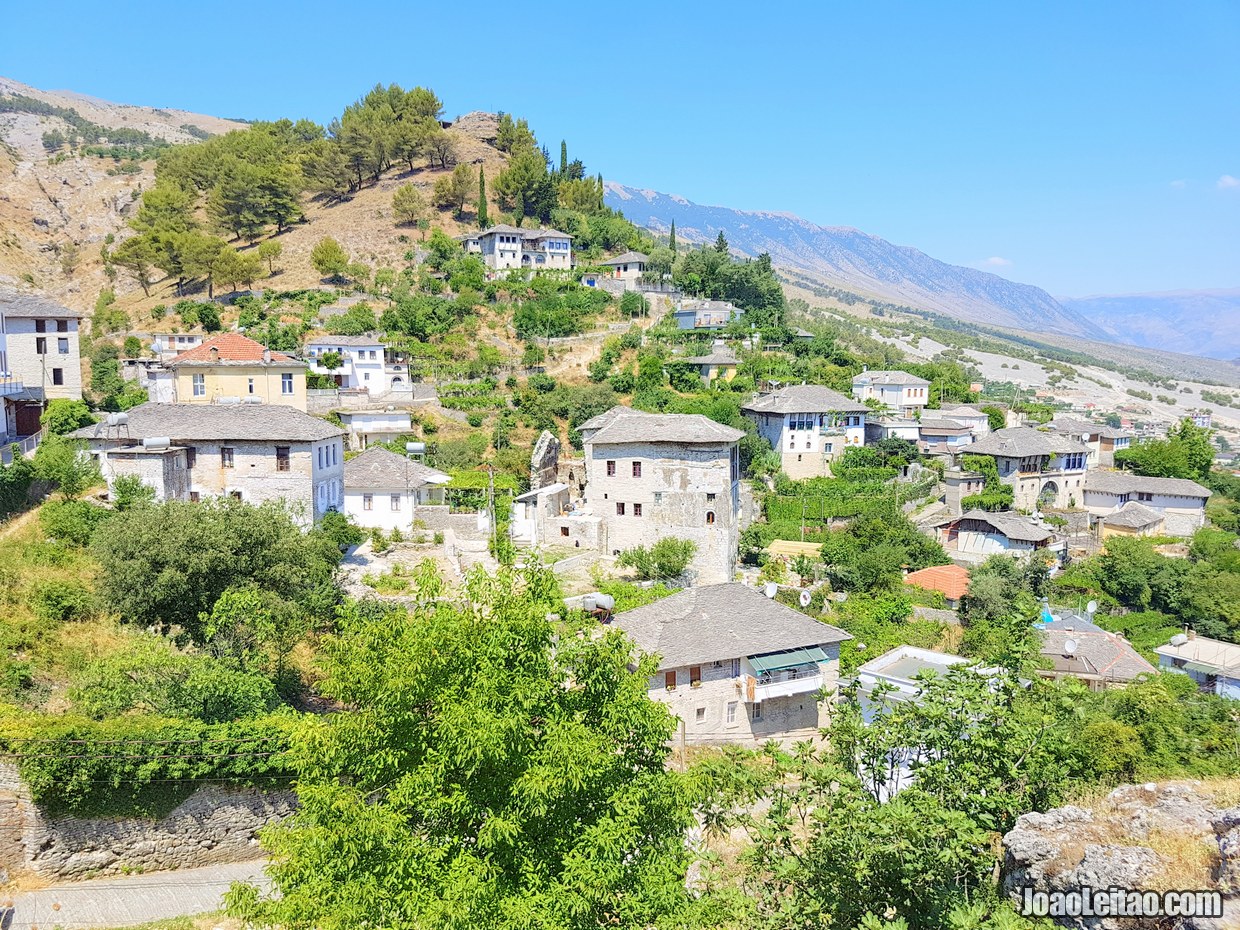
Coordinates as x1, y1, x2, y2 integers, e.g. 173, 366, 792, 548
1002, 782, 1240, 929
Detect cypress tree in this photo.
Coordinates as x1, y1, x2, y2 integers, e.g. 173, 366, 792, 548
669, 219, 677, 254
715, 230, 729, 254
477, 166, 489, 228
559, 140, 568, 176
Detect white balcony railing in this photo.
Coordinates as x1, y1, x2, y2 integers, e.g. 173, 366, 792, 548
752, 670, 825, 702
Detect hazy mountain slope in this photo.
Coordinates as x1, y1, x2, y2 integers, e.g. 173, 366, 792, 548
1060, 289, 1240, 361
605, 182, 1108, 340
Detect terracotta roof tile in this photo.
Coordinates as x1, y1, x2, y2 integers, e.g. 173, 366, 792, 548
904, 564, 971, 601
169, 333, 299, 367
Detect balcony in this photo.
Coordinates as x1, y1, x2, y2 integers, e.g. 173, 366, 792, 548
0, 376, 25, 398
741, 668, 825, 702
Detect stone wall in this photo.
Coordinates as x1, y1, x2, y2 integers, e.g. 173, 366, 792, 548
0, 764, 294, 880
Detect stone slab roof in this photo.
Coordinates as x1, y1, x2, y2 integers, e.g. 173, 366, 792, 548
967, 427, 1091, 458
0, 289, 82, 318
952, 509, 1054, 543
70, 402, 344, 443
305, 335, 384, 347
918, 418, 971, 433
479, 224, 572, 240
600, 251, 648, 265
852, 369, 930, 386
1084, 471, 1210, 499
1049, 416, 1131, 440
1041, 616, 1155, 683
611, 582, 850, 669
583, 406, 744, 445
742, 384, 868, 416
169, 334, 302, 368
683, 346, 740, 366
1102, 500, 1167, 528
344, 446, 449, 491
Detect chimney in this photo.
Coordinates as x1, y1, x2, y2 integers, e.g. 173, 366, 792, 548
209, 346, 219, 361
262, 348, 272, 364
1188, 628, 1196, 640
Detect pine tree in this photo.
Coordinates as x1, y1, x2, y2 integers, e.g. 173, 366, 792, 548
477, 165, 489, 229
559, 140, 568, 176
715, 230, 729, 254
669, 219, 677, 254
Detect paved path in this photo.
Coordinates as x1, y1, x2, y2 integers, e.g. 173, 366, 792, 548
4, 859, 270, 929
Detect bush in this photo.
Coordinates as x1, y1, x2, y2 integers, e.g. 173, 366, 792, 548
31, 579, 96, 623
40, 499, 109, 546
466, 412, 485, 428
41, 399, 96, 436
617, 537, 697, 581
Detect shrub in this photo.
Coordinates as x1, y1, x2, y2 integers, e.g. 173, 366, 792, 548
31, 579, 96, 623
40, 499, 109, 546
466, 412, 485, 428
617, 537, 697, 581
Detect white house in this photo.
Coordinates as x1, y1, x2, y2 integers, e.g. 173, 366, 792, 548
917, 418, 975, 456
342, 446, 449, 532
964, 427, 1092, 510
929, 509, 1059, 561
336, 408, 414, 450
670, 299, 742, 331
854, 646, 973, 724
71, 403, 346, 526
1049, 416, 1133, 467
149, 332, 205, 358
466, 224, 573, 272
0, 289, 83, 403
577, 406, 744, 585
1082, 471, 1211, 536
611, 583, 851, 746
851, 370, 931, 418
598, 251, 648, 289
1155, 633, 1240, 700
938, 404, 992, 437
742, 384, 868, 479
304, 335, 389, 391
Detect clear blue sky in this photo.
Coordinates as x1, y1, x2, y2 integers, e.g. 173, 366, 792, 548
5, 0, 1237, 296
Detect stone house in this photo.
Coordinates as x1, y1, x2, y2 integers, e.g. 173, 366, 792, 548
918, 418, 975, 456
851, 370, 931, 418
167, 334, 308, 410
938, 404, 993, 436
1036, 614, 1153, 690
1048, 416, 1132, 467
1155, 633, 1240, 700
929, 509, 1058, 560
463, 224, 573, 272
342, 446, 449, 533
0, 289, 83, 404
610, 583, 851, 746
599, 251, 648, 289
682, 342, 740, 384
71, 403, 346, 525
578, 406, 744, 584
670, 299, 742, 331
1098, 500, 1166, 538
305, 335, 388, 391
335, 408, 414, 450
963, 427, 1092, 510
742, 384, 868, 479
1082, 472, 1210, 537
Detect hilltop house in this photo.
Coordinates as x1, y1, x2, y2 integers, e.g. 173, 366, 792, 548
577, 406, 744, 584
1082, 472, 1210, 536
304, 335, 390, 391
963, 427, 1092, 510
1156, 633, 1240, 700
149, 332, 205, 358
611, 583, 850, 746
682, 342, 740, 384
0, 289, 83, 408
166, 334, 308, 411
1036, 614, 1154, 690
929, 509, 1058, 560
342, 446, 449, 533
742, 384, 868, 479
670, 299, 742, 331
1048, 416, 1132, 467
71, 402, 346, 525
461, 225, 573, 272
599, 251, 648, 289
851, 370, 931, 418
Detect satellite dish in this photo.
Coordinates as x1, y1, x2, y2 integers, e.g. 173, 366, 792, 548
1063, 638, 1078, 657
1086, 600, 1098, 615
799, 590, 813, 608
763, 582, 778, 599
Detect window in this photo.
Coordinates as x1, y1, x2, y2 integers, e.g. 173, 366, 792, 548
731, 658, 741, 678
185, 447, 196, 468
57, 338, 68, 354
706, 493, 716, 502
391, 494, 401, 512
220, 447, 234, 468
689, 666, 701, 687
230, 491, 242, 500
633, 503, 642, 517
281, 373, 294, 395
276, 446, 290, 472
560, 526, 570, 537
665, 670, 677, 690
616, 502, 625, 516
248, 378, 255, 394
363, 372, 370, 381
332, 443, 339, 466
34, 320, 45, 333
1138, 492, 1153, 502
57, 320, 68, 333
706, 510, 715, 525
192, 373, 205, 397
632, 461, 642, 478
363, 493, 373, 511
35, 337, 46, 355
752, 702, 763, 721
189, 491, 200, 503
606, 460, 616, 477
51, 368, 63, 385
653, 492, 662, 504
726, 701, 738, 725
695, 707, 705, 723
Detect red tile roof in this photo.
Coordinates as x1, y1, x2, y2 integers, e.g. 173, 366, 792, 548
168, 333, 298, 366
904, 564, 970, 601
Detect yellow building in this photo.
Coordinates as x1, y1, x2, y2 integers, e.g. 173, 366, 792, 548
683, 342, 740, 384
1099, 501, 1165, 539
167, 334, 308, 411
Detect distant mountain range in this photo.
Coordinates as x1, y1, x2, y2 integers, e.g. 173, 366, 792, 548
604, 182, 1110, 341
1059, 289, 1240, 361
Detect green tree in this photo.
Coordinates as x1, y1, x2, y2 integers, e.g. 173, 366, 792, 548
432, 163, 477, 218
41, 399, 96, 436
257, 240, 283, 276
617, 537, 697, 581
33, 435, 100, 500
668, 218, 676, 254
392, 183, 426, 226
111, 474, 155, 511
310, 237, 349, 282
493, 148, 556, 224
225, 563, 692, 930
1116, 419, 1215, 482
111, 235, 159, 296
714, 230, 729, 254
476, 164, 489, 228
980, 404, 1007, 432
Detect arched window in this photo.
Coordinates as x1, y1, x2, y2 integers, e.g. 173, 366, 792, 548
706, 511, 715, 525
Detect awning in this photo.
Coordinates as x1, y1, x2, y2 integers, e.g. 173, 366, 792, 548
749, 647, 829, 674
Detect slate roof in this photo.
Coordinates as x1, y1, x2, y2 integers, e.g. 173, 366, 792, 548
0, 289, 82, 319
918, 418, 971, 433
683, 346, 740, 366
344, 446, 449, 491
852, 370, 930, 386
742, 384, 868, 415
952, 509, 1054, 543
611, 582, 850, 669
1040, 615, 1155, 683
600, 251, 649, 265
966, 427, 1091, 458
305, 335, 384, 347
168, 334, 302, 367
939, 405, 989, 419
582, 406, 744, 445
1049, 416, 1131, 441
904, 564, 970, 601
70, 402, 344, 443
477, 224, 573, 240
1084, 471, 1211, 499
1102, 500, 1166, 529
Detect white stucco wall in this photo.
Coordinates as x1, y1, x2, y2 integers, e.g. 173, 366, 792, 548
6, 317, 82, 400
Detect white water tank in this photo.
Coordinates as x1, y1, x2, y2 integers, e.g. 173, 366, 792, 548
142, 437, 171, 452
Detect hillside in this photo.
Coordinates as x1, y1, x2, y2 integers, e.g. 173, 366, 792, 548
1061, 288, 1240, 361
604, 181, 1110, 341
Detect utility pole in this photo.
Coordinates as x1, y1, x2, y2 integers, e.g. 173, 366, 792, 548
678, 719, 687, 772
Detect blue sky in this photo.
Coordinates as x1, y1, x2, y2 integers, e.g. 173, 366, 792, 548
5, 0, 1237, 296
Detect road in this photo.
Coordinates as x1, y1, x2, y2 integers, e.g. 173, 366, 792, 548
3, 859, 270, 929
